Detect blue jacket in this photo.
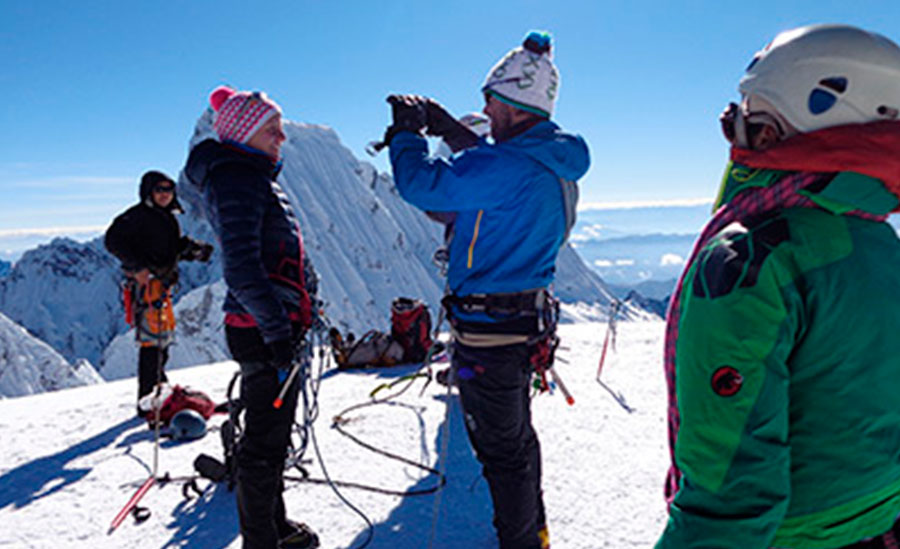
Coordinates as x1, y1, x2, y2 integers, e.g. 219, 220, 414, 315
389, 120, 589, 297
184, 139, 309, 344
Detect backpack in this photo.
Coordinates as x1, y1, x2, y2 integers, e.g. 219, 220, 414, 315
329, 329, 405, 369
139, 384, 217, 427
391, 298, 433, 363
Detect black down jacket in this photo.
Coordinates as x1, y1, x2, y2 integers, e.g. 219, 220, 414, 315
105, 179, 203, 286
183, 139, 312, 344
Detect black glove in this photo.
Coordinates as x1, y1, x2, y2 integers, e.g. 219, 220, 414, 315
194, 242, 213, 262
424, 99, 479, 152
181, 240, 214, 262
383, 94, 427, 145
268, 338, 295, 371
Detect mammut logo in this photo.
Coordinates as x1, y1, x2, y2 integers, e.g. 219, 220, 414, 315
711, 366, 743, 397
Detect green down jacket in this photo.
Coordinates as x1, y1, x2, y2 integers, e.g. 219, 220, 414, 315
657, 170, 900, 548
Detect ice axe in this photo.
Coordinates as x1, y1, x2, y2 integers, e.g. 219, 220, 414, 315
273, 357, 305, 409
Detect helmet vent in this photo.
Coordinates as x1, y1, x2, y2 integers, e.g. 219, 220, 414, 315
819, 77, 848, 93
808, 89, 838, 115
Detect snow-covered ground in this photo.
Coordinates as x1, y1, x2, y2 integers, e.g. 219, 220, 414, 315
0, 321, 669, 548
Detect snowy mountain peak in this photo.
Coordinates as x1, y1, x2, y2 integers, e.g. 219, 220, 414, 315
0, 311, 102, 398
0, 237, 125, 367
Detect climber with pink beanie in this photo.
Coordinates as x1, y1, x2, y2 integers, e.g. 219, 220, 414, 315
184, 85, 319, 549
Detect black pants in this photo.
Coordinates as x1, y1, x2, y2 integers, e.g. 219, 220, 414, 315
227, 325, 302, 549
137, 346, 169, 402
454, 342, 546, 549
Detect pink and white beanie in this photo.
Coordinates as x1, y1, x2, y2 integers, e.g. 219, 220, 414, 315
482, 31, 559, 118
209, 86, 282, 144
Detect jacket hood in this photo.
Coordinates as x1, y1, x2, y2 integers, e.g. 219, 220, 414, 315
503, 120, 590, 182
138, 172, 183, 213
184, 139, 280, 193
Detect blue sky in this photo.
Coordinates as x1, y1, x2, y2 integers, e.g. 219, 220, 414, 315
2, 0, 899, 238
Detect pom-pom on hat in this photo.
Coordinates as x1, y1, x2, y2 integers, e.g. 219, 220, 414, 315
209, 85, 282, 145
482, 31, 560, 118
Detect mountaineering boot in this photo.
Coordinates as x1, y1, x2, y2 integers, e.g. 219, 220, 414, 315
277, 520, 319, 548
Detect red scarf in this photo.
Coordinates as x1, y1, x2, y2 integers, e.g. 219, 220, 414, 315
731, 121, 900, 210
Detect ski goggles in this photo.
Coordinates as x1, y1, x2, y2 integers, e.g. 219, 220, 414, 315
153, 183, 175, 193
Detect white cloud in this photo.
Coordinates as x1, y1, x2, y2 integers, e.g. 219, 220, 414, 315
7, 176, 132, 190
0, 225, 107, 238
593, 258, 635, 268
570, 223, 605, 242
578, 197, 713, 211
660, 253, 685, 266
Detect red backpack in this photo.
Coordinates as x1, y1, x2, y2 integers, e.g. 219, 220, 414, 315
390, 298, 433, 363
148, 385, 217, 427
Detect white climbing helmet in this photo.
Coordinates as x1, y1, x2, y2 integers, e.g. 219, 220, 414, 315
458, 113, 491, 138
434, 112, 491, 159
739, 24, 900, 133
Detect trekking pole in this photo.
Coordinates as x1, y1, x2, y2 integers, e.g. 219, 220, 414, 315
596, 300, 621, 379
108, 476, 156, 534
109, 281, 165, 534
152, 293, 164, 478
593, 300, 635, 413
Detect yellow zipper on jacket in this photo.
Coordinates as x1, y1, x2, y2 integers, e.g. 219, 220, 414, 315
467, 209, 484, 269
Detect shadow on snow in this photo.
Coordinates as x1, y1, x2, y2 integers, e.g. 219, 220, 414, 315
0, 416, 142, 511
162, 480, 240, 549
343, 392, 497, 549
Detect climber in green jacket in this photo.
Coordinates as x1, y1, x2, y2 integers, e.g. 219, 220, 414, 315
657, 24, 900, 549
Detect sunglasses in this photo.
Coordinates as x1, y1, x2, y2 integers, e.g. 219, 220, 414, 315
720, 102, 787, 148
153, 184, 175, 193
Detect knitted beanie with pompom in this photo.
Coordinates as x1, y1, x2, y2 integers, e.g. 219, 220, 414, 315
482, 31, 560, 118
209, 85, 282, 144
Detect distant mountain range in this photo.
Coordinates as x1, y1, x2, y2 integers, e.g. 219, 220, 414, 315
574, 204, 900, 295
570, 205, 708, 292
